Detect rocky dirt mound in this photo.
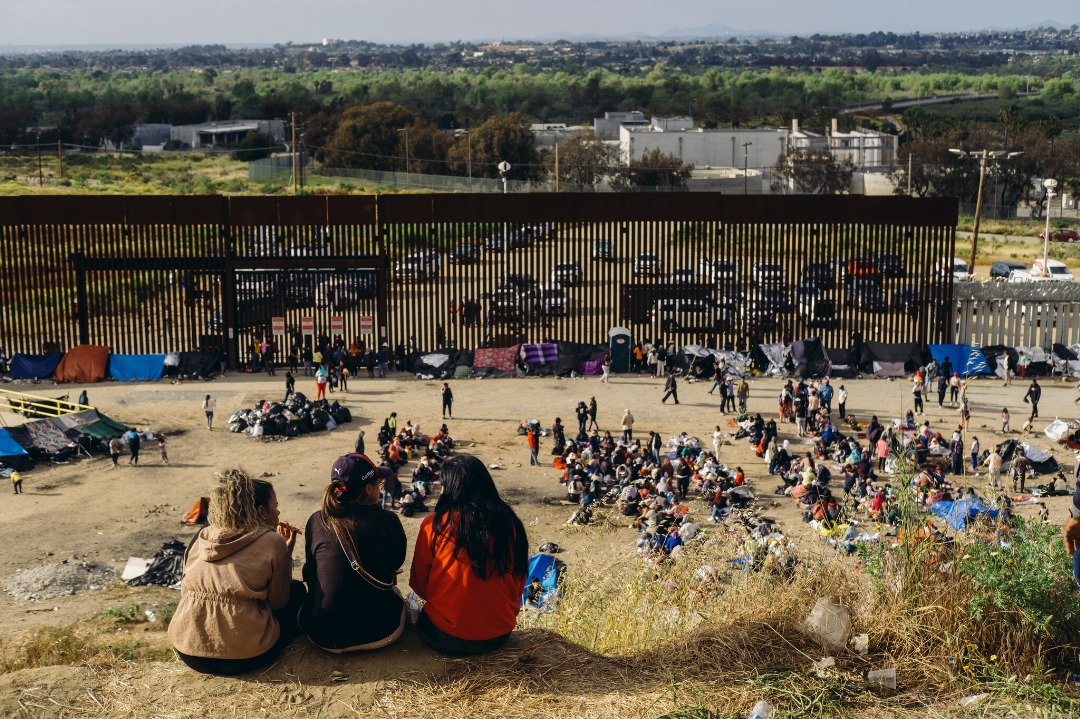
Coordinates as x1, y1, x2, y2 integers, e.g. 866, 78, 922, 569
2, 560, 115, 601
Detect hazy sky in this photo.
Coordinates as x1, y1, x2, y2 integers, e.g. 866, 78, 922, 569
4, 0, 1077, 47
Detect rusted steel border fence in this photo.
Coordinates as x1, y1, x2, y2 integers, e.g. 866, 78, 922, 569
0, 194, 956, 368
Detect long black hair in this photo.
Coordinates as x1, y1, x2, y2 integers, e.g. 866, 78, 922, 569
432, 454, 528, 581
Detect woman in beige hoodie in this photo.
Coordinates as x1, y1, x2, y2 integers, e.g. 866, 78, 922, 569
169, 469, 304, 675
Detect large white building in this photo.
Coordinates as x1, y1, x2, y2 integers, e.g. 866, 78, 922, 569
618, 122, 790, 172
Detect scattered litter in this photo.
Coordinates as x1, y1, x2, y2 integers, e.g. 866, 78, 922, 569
958, 693, 989, 706
812, 656, 836, 678
747, 699, 773, 719
867, 667, 897, 689
144, 609, 157, 622
805, 596, 851, 651
489, 463, 501, 469
330, 670, 348, 683
120, 557, 152, 581
852, 633, 869, 655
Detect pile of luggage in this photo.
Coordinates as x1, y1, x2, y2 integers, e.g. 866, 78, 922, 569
227, 392, 353, 437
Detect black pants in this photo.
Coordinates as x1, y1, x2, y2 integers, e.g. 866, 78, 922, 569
938, 390, 946, 407
677, 478, 689, 499
913, 396, 923, 413
661, 389, 679, 404
176, 581, 306, 676
417, 610, 510, 656
443, 400, 452, 418
838, 402, 846, 419
129, 444, 140, 465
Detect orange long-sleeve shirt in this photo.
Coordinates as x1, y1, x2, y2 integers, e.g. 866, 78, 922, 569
409, 514, 525, 641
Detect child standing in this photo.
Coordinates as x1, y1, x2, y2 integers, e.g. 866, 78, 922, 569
1000, 408, 1010, 434
158, 434, 169, 465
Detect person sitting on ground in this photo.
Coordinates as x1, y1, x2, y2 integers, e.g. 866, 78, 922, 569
409, 455, 528, 655
299, 453, 407, 653
169, 469, 305, 675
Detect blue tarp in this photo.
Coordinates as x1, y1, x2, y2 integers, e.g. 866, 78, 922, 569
109, 354, 166, 382
929, 499, 1000, 531
520, 553, 560, 609
0, 428, 29, 459
928, 344, 992, 377
8, 353, 63, 380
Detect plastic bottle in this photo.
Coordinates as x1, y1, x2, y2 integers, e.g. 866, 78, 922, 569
748, 700, 773, 719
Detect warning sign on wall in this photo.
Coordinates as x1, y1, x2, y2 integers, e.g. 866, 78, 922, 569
359, 316, 374, 334
271, 316, 285, 334
330, 316, 344, 334
301, 317, 315, 336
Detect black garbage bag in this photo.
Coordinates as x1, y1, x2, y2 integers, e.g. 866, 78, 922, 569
126, 539, 187, 587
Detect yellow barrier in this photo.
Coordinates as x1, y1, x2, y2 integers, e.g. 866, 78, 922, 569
0, 388, 91, 419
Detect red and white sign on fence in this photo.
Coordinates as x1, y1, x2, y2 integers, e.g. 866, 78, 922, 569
301, 317, 315, 336
330, 316, 344, 334
271, 316, 285, 335
359, 316, 374, 334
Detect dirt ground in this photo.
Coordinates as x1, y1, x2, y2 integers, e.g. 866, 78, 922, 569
0, 368, 1075, 717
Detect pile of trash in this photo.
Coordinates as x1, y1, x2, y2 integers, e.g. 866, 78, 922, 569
2, 559, 115, 601
228, 392, 352, 437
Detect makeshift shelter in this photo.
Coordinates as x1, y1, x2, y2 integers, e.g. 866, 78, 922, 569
53, 345, 110, 384
860, 342, 923, 376
751, 343, 791, 377
1015, 346, 1051, 376
520, 552, 563, 609
929, 499, 1000, 531
173, 350, 223, 379
928, 345, 991, 378
824, 347, 858, 378
520, 343, 559, 375
410, 352, 452, 378
998, 439, 1058, 475
981, 345, 1020, 377
607, 327, 632, 373
0, 428, 33, 470
791, 338, 831, 378
472, 346, 519, 377
109, 354, 166, 382
7, 352, 63, 380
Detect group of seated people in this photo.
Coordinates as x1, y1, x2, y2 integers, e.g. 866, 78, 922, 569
168, 453, 529, 676
377, 416, 456, 516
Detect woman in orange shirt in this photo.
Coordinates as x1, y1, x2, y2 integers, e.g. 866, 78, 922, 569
409, 455, 528, 655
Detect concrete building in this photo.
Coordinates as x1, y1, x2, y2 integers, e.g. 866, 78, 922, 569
170, 120, 286, 149
593, 111, 647, 140
826, 119, 897, 170
618, 123, 790, 173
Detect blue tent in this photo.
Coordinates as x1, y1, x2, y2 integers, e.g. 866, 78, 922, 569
109, 354, 166, 381
929, 499, 1000, 531
0, 427, 32, 470
520, 553, 561, 609
928, 344, 992, 377
8, 353, 63, 380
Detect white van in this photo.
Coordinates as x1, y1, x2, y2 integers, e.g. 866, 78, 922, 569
938, 257, 969, 281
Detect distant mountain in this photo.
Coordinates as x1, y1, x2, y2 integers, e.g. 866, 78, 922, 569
522, 24, 775, 43
982, 19, 1075, 31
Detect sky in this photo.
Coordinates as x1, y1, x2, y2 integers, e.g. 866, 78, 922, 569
3, 0, 1077, 48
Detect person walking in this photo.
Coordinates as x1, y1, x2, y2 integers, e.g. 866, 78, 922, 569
202, 394, 216, 430
109, 435, 122, 466
575, 401, 588, 436
587, 397, 599, 431
948, 373, 960, 406
11, 469, 22, 494
712, 425, 723, 457
1001, 407, 1010, 433
936, 373, 947, 407
982, 444, 1003, 491
837, 384, 848, 419
354, 429, 366, 455
284, 372, 296, 403
600, 354, 612, 384
126, 428, 141, 466
819, 379, 833, 415
315, 366, 329, 401
707, 366, 723, 395
661, 374, 680, 405
620, 409, 634, 443
1012, 449, 1029, 493
723, 379, 737, 413
158, 434, 169, 465
912, 376, 925, 415
959, 397, 971, 431
737, 377, 750, 415
441, 383, 454, 420
1024, 378, 1041, 423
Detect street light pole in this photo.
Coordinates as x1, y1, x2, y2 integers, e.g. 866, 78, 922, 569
1043, 178, 1058, 270
742, 141, 752, 195
396, 128, 410, 178
36, 129, 43, 187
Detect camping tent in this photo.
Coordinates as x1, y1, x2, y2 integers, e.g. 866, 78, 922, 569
824, 347, 857, 378
791, 338, 831, 378
928, 345, 991, 378
929, 499, 1000, 531
607, 327, 632, 373
8, 353, 63, 380
520, 552, 562, 609
473, 346, 519, 376
109, 354, 166, 382
0, 427, 33, 471
861, 342, 923, 376
53, 345, 110, 383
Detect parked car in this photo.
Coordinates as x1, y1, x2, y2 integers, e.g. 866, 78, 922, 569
801, 261, 836, 291
842, 257, 881, 284
489, 288, 535, 323
483, 229, 530, 252
752, 261, 785, 286
592, 239, 615, 261
845, 279, 887, 312
668, 267, 696, 284
448, 244, 480, 265
990, 260, 1028, 280
938, 257, 970, 281
652, 300, 725, 332
315, 273, 377, 309
1038, 228, 1080, 243
395, 252, 439, 282
892, 287, 919, 316
551, 261, 583, 287
635, 252, 662, 276
537, 285, 570, 316
876, 252, 907, 278
699, 258, 740, 285
798, 294, 837, 328
746, 286, 793, 314
1031, 258, 1075, 282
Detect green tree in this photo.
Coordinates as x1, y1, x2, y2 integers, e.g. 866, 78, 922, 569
609, 148, 692, 190
323, 101, 418, 171
230, 130, 280, 161
545, 131, 614, 189
446, 112, 539, 180
771, 150, 855, 194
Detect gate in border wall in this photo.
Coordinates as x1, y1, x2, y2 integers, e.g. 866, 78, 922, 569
954, 282, 1080, 349
0, 194, 957, 369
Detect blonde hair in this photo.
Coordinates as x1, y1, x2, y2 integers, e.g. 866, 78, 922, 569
208, 468, 273, 533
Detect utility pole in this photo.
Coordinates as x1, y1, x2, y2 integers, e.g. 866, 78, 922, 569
57, 139, 64, 181
291, 112, 298, 195
36, 129, 43, 187
949, 148, 1022, 274
554, 142, 560, 193
906, 152, 912, 196
742, 141, 752, 195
